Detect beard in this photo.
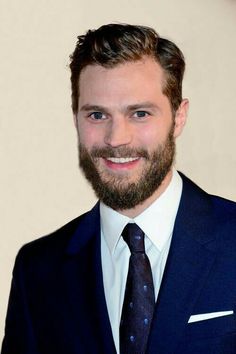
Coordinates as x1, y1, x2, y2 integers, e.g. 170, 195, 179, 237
78, 127, 175, 211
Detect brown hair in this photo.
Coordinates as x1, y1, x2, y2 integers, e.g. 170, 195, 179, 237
69, 23, 185, 115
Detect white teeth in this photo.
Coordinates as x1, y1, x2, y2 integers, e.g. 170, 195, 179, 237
106, 157, 139, 164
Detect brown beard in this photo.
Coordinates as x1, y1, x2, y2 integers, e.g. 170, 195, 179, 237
79, 127, 175, 210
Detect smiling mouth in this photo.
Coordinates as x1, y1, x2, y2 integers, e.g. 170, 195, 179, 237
106, 157, 140, 164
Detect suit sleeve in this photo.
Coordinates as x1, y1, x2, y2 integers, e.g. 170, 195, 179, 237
1, 249, 40, 354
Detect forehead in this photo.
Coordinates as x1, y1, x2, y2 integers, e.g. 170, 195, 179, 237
78, 57, 166, 108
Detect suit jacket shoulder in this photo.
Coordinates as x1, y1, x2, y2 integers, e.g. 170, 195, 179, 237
16, 202, 100, 266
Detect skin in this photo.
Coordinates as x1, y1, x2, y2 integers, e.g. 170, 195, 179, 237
75, 56, 189, 218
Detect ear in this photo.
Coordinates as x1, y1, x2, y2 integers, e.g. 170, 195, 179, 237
173, 98, 189, 138
73, 114, 79, 131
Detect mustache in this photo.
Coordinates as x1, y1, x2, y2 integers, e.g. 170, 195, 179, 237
80, 145, 149, 159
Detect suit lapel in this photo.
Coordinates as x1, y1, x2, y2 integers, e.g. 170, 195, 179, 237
62, 203, 116, 353
147, 175, 218, 354
54, 175, 219, 354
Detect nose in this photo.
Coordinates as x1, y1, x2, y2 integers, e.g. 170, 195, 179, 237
104, 116, 132, 147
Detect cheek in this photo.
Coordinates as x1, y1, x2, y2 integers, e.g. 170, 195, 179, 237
78, 123, 105, 147
138, 126, 161, 148
137, 121, 172, 150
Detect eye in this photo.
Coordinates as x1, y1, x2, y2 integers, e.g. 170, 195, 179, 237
133, 111, 150, 119
88, 112, 106, 120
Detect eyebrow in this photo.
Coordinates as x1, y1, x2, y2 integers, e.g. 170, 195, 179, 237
79, 104, 107, 112
79, 102, 160, 113
125, 102, 160, 112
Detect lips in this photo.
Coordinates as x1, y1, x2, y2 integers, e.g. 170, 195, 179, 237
106, 157, 139, 164
103, 156, 141, 171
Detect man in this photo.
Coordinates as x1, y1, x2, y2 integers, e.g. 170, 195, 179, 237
2, 24, 236, 354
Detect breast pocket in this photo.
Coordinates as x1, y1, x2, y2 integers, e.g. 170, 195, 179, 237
187, 313, 236, 339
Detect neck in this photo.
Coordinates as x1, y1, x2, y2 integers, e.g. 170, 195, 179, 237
117, 169, 173, 218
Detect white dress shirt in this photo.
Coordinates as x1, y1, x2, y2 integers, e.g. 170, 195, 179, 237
100, 169, 183, 353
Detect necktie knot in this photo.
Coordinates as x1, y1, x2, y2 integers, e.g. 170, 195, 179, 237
122, 223, 145, 254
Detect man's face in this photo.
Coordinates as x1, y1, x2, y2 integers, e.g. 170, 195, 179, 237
76, 57, 186, 211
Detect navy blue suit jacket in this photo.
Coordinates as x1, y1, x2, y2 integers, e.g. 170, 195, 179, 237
2, 174, 236, 354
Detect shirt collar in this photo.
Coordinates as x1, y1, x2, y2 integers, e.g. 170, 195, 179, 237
100, 169, 182, 254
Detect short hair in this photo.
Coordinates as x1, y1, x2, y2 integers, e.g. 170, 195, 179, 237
69, 23, 185, 115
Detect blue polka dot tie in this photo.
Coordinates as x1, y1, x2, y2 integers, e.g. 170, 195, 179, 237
120, 223, 155, 354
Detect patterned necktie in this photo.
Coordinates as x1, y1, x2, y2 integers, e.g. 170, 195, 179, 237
120, 223, 155, 354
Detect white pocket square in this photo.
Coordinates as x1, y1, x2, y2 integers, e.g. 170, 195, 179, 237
188, 311, 234, 323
